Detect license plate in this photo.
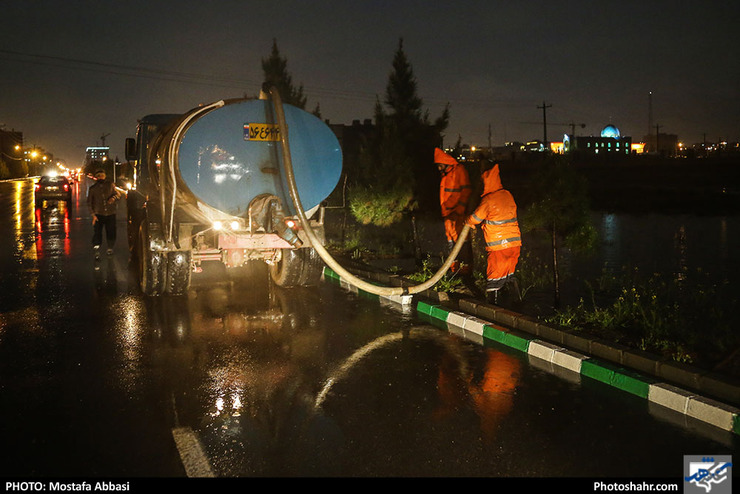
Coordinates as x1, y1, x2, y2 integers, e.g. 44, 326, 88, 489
47, 186, 58, 191
243, 123, 281, 141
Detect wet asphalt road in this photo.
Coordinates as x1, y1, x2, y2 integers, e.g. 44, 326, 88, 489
0, 177, 738, 479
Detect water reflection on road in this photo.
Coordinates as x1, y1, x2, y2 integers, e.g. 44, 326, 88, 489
143, 268, 523, 476
2, 179, 737, 478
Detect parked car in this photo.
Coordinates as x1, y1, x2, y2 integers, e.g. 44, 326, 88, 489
35, 175, 73, 207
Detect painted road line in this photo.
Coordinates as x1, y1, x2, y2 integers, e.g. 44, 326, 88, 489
172, 427, 215, 478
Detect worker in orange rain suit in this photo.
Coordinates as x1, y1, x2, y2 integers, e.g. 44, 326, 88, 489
435, 147, 473, 274
465, 163, 521, 302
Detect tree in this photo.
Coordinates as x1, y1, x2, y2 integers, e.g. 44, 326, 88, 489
349, 98, 416, 227
384, 39, 423, 131
261, 39, 307, 109
350, 38, 450, 227
521, 155, 598, 307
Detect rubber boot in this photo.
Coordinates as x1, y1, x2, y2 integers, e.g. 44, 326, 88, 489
508, 276, 522, 302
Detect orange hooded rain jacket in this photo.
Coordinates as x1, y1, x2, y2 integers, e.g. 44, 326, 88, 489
436, 148, 471, 243
466, 164, 521, 285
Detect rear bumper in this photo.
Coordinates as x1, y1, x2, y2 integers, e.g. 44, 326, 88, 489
36, 192, 71, 201
218, 232, 294, 250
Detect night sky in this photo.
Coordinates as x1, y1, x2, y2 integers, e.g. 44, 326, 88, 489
1, 0, 738, 167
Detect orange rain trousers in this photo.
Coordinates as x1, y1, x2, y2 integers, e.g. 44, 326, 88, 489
485, 246, 520, 289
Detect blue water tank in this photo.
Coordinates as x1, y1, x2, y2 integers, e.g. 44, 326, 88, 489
176, 99, 342, 216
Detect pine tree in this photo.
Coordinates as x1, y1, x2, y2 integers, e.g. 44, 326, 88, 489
261, 39, 307, 109
350, 38, 450, 228
384, 39, 423, 130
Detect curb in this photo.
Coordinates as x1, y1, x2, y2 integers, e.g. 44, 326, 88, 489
322, 266, 740, 436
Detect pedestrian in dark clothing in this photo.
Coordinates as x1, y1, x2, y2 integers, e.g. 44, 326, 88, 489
87, 169, 121, 258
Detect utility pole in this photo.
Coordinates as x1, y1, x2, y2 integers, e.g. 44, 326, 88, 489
568, 122, 585, 136
538, 101, 552, 148
648, 91, 653, 138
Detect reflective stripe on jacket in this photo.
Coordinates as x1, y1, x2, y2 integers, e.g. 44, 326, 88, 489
466, 164, 521, 251
439, 163, 471, 218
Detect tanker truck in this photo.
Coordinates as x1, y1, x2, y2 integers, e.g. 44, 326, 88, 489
123, 94, 342, 296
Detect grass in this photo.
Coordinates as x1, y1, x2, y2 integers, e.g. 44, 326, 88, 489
405, 255, 464, 293
545, 266, 740, 367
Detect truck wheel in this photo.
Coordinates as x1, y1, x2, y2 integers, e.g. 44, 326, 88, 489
270, 247, 323, 287
127, 209, 142, 261
165, 250, 192, 295
138, 223, 165, 296
270, 248, 303, 287
298, 247, 324, 286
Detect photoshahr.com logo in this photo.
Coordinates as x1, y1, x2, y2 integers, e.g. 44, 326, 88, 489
684, 456, 732, 493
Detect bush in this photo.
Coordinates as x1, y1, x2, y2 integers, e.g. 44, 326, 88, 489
349, 185, 417, 227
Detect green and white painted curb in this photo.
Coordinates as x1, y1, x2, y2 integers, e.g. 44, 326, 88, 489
321, 264, 414, 306
323, 266, 740, 436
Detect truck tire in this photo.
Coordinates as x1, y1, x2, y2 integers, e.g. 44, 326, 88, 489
138, 222, 165, 296
298, 247, 324, 286
270, 247, 323, 287
270, 248, 303, 287
127, 204, 143, 261
164, 250, 192, 296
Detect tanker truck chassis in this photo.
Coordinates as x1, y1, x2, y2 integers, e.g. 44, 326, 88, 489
123, 96, 342, 296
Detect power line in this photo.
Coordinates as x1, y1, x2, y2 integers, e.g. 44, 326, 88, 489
0, 48, 261, 89
2, 48, 537, 112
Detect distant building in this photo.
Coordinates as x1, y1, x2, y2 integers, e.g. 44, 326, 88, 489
642, 132, 678, 157
85, 146, 110, 170
325, 119, 375, 202
564, 124, 633, 157
327, 119, 375, 169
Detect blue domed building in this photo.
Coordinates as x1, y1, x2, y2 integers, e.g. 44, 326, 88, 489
563, 124, 632, 157
601, 124, 620, 139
